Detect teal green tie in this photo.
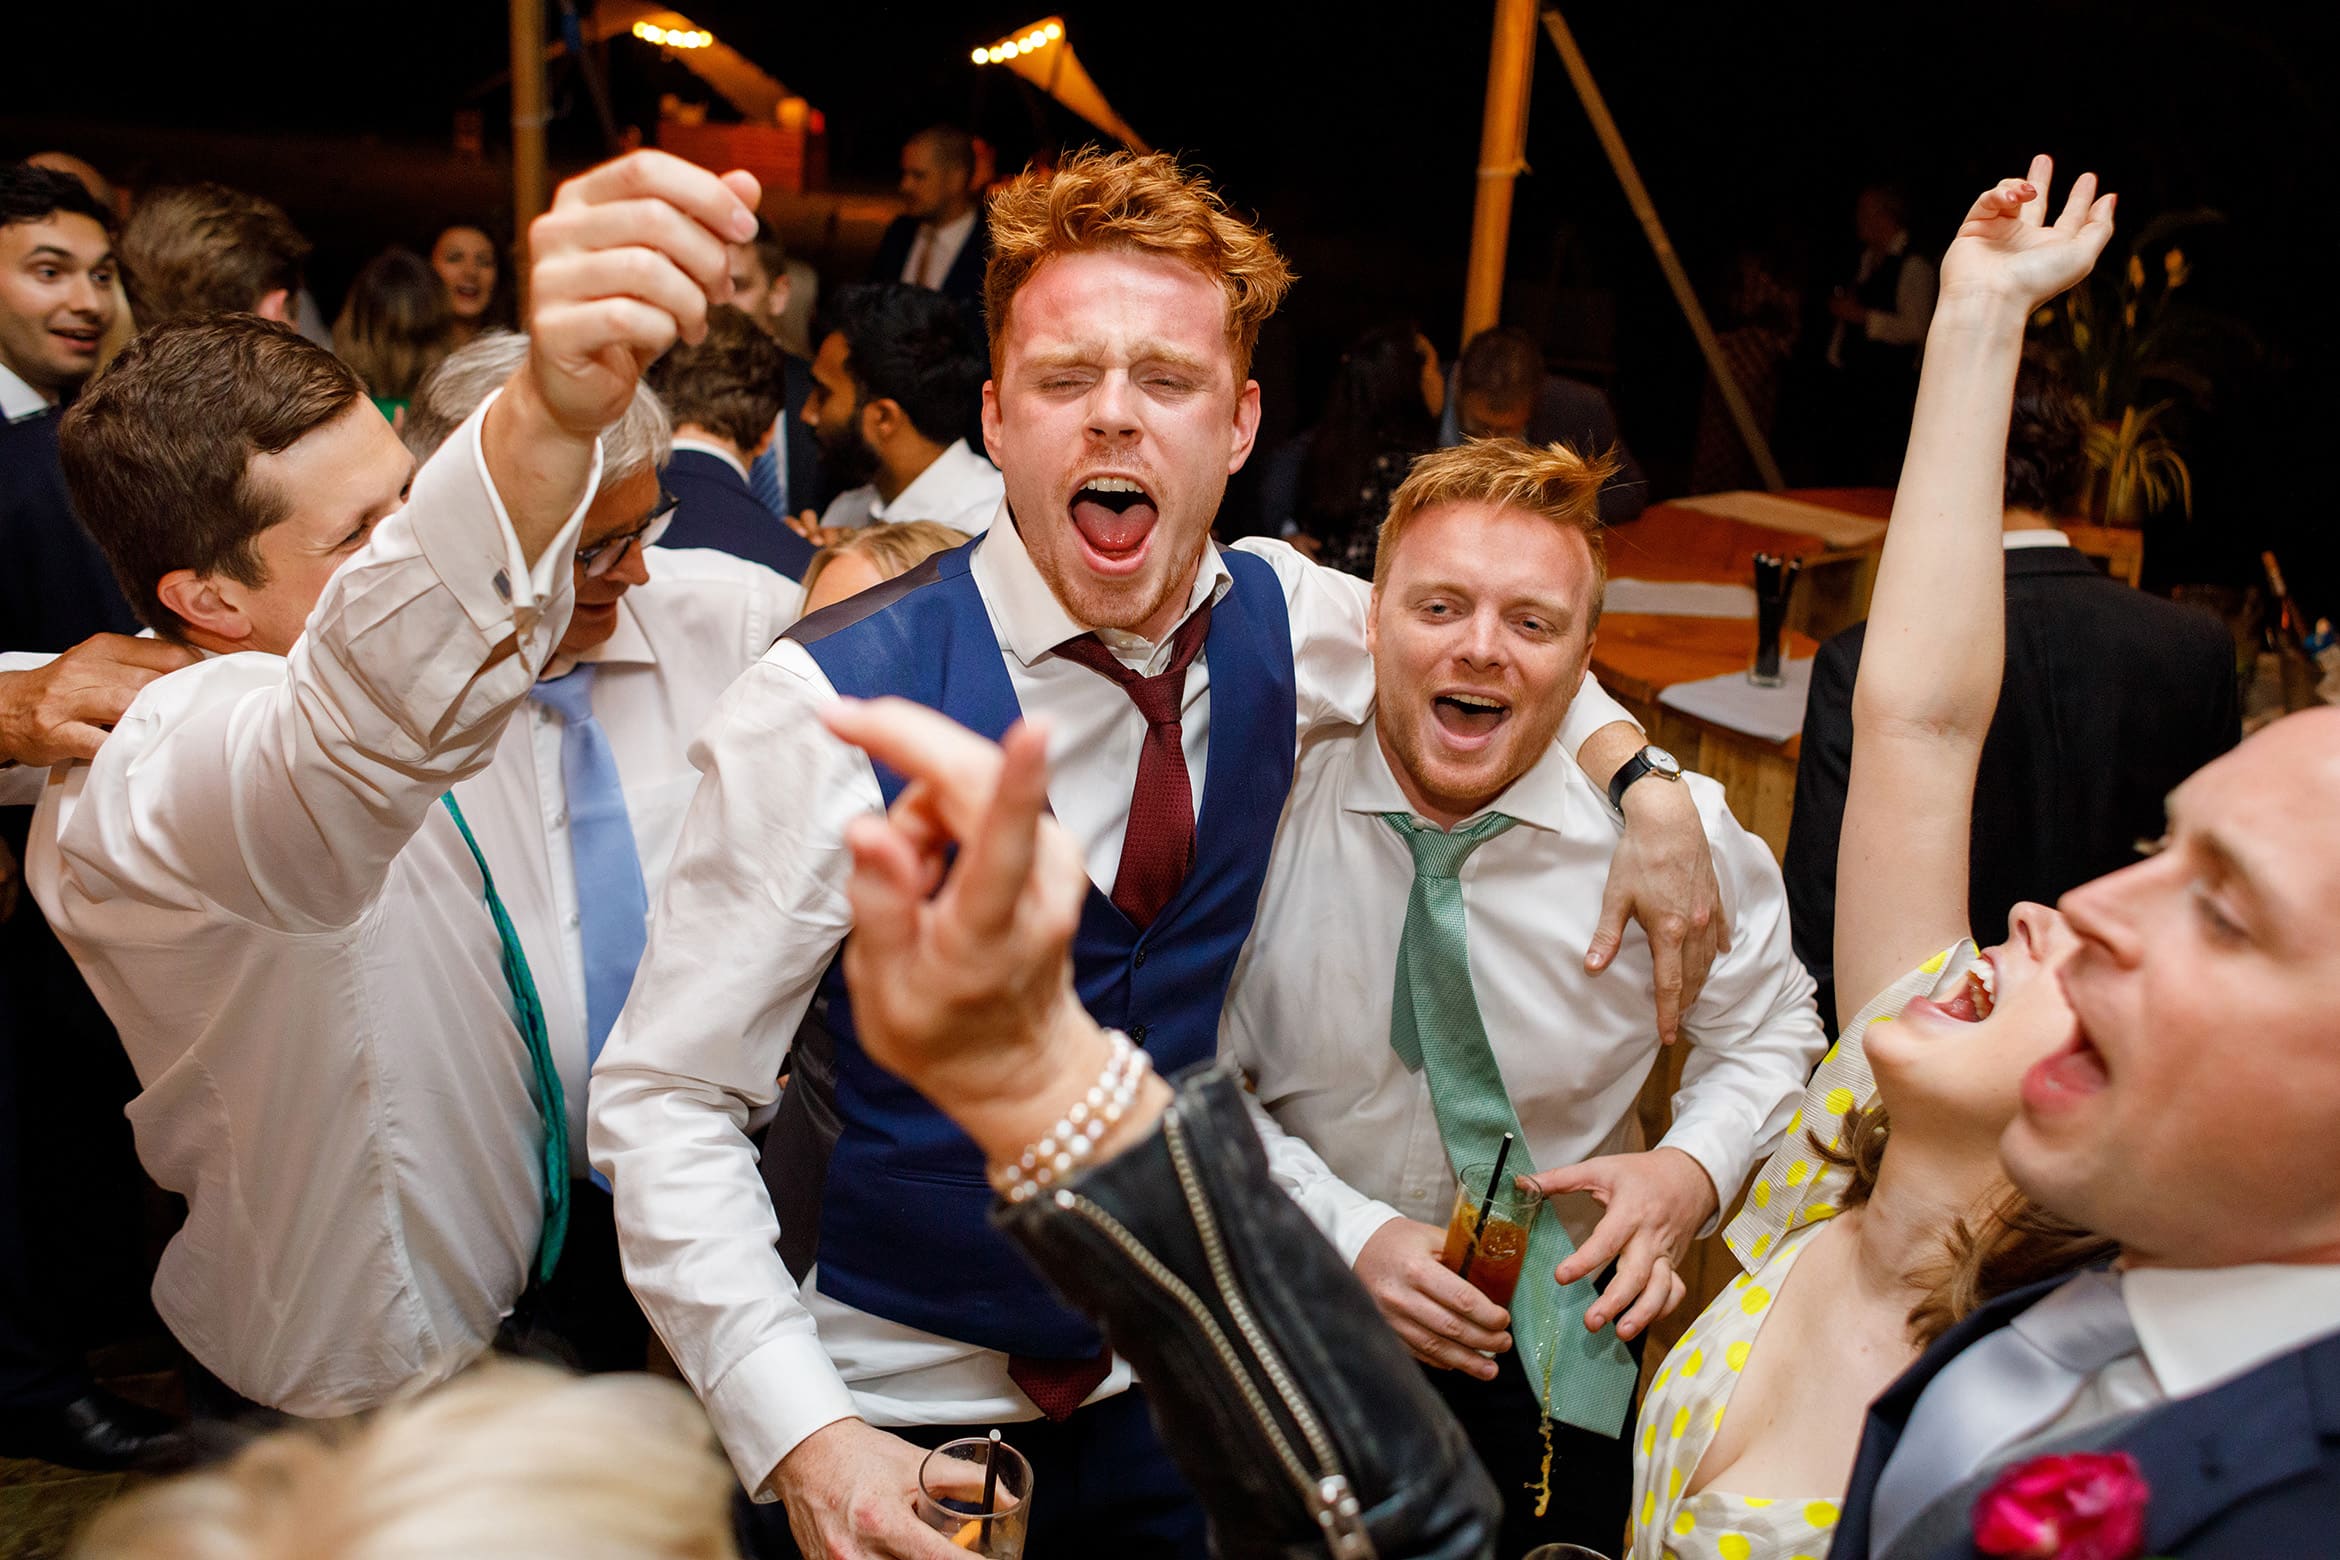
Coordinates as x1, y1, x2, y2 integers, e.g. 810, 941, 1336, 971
1383, 811, 1637, 1438
442, 793, 569, 1284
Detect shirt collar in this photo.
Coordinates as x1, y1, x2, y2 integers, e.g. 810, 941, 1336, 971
2123, 1261, 2340, 1400
544, 583, 658, 679
671, 434, 748, 483
969, 502, 1232, 671
0, 360, 55, 422
928, 208, 979, 249
1337, 710, 1595, 835
872, 439, 984, 523
2002, 528, 2073, 551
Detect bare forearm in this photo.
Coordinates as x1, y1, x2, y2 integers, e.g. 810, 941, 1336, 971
1852, 292, 2030, 742
480, 369, 599, 568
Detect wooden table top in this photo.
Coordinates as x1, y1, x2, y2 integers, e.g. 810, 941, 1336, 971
1605, 488, 1894, 584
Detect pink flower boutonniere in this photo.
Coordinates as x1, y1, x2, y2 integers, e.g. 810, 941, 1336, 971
1971, 1452, 2151, 1560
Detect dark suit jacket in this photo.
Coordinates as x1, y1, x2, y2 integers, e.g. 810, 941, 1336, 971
867, 211, 990, 305
0, 410, 139, 650
663, 447, 815, 581
1830, 1276, 2340, 1560
774, 353, 828, 519
1785, 546, 2238, 1029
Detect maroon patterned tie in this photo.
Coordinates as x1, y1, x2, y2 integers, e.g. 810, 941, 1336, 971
1047, 599, 1215, 929
1004, 602, 1211, 1420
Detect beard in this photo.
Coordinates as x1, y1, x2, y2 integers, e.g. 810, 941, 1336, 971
814, 416, 883, 494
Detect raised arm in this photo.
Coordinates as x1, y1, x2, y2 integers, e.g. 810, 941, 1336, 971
1834, 156, 2114, 1018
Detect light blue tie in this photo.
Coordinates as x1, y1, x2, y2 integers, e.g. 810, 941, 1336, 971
528, 665, 650, 1191
440, 792, 568, 1282
1383, 812, 1639, 1439
1868, 1269, 2140, 1553
749, 414, 787, 517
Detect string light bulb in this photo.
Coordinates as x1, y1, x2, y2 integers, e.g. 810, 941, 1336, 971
972, 17, 1067, 66
631, 20, 712, 49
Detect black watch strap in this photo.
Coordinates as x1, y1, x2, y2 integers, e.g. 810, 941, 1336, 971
1607, 746, 1678, 812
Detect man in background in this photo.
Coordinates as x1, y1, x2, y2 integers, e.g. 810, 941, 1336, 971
647, 306, 816, 579
1818, 183, 1938, 485
798, 282, 998, 539
117, 182, 309, 329
728, 221, 825, 521
1442, 326, 1647, 525
868, 126, 988, 305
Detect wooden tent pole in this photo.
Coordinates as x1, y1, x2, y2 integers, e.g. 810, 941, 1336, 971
1540, 8, 1785, 490
1460, 0, 1538, 346
510, 0, 549, 314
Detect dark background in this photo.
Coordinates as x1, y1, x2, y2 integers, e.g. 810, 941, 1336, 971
5, 0, 2333, 609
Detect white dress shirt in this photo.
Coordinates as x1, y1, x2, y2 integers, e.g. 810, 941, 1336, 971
900, 208, 978, 291
25, 398, 597, 1417
2001, 527, 2073, 551
2039, 1261, 2340, 1442
1225, 718, 1826, 1266
817, 438, 1002, 535
588, 502, 1634, 1491
0, 359, 55, 422
453, 547, 801, 1174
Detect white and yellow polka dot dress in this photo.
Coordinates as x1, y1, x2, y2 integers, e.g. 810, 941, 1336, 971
1622, 944, 1976, 1560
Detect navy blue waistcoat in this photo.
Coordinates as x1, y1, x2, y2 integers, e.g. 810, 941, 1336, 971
786, 538, 1296, 1357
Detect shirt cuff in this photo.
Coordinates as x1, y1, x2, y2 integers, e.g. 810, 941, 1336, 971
1656, 1114, 1759, 1240
703, 1332, 862, 1500
1330, 1199, 1407, 1270
1559, 669, 1634, 754
407, 386, 604, 643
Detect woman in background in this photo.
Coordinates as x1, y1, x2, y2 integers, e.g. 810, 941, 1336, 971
331, 248, 452, 428
429, 223, 504, 347
799, 519, 965, 614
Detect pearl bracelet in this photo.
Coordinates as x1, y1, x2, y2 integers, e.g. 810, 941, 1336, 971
990, 1030, 1152, 1204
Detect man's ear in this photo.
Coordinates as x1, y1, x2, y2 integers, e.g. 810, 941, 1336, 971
1226, 379, 1263, 475
156, 569, 254, 649
768, 274, 793, 322
979, 380, 1002, 467
1365, 586, 1380, 658
861, 396, 906, 447
254, 289, 292, 323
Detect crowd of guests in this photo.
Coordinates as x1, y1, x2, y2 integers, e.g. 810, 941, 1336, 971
0, 121, 2328, 1560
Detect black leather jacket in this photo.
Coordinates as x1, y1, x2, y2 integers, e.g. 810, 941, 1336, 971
995, 1061, 1501, 1560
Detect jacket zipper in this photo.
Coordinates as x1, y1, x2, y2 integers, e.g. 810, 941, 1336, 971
1054, 1106, 1377, 1559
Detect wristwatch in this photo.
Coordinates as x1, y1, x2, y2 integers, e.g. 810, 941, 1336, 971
1606, 743, 1682, 812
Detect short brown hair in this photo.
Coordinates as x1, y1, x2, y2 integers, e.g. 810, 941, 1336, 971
60, 315, 363, 638
1372, 438, 1617, 619
120, 183, 311, 327
1455, 325, 1543, 412
983, 147, 1293, 381
332, 247, 452, 405
647, 306, 787, 453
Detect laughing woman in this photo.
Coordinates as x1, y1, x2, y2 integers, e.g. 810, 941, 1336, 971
1627, 158, 2120, 1560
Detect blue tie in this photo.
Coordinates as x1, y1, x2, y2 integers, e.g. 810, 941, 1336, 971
440, 792, 568, 1283
749, 416, 787, 518
528, 665, 650, 1191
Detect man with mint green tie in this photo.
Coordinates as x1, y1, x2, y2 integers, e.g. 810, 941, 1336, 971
25, 149, 766, 1417
1223, 438, 1826, 1553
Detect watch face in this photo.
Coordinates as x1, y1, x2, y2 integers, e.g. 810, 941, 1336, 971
1647, 747, 1682, 778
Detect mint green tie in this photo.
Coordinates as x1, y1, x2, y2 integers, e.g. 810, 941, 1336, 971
442, 793, 569, 1283
1383, 811, 1637, 1438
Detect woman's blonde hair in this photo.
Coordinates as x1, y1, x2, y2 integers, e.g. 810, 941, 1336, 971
73, 1363, 737, 1560
982, 147, 1294, 381
1815, 1107, 2118, 1347
799, 519, 967, 605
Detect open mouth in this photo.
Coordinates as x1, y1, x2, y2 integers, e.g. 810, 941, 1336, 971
51, 327, 99, 353
1069, 476, 1159, 572
2024, 1020, 2110, 1109
1430, 690, 1511, 746
1936, 954, 1997, 1023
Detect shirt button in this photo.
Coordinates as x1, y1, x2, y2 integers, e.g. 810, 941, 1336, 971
566, 912, 582, 930
552, 811, 568, 829
538, 706, 554, 724
1129, 1023, 1150, 1046
493, 568, 512, 602
1132, 946, 1147, 969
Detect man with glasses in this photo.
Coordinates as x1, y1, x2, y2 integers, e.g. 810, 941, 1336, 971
404, 329, 803, 1373
24, 150, 763, 1417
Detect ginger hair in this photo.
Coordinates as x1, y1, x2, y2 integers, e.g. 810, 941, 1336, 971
1371, 438, 1618, 619
982, 147, 1294, 382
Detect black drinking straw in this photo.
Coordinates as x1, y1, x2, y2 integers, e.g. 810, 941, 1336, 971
979, 1428, 1003, 1549
1456, 1132, 1516, 1283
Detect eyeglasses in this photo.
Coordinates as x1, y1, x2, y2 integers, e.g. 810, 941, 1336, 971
577, 491, 678, 578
